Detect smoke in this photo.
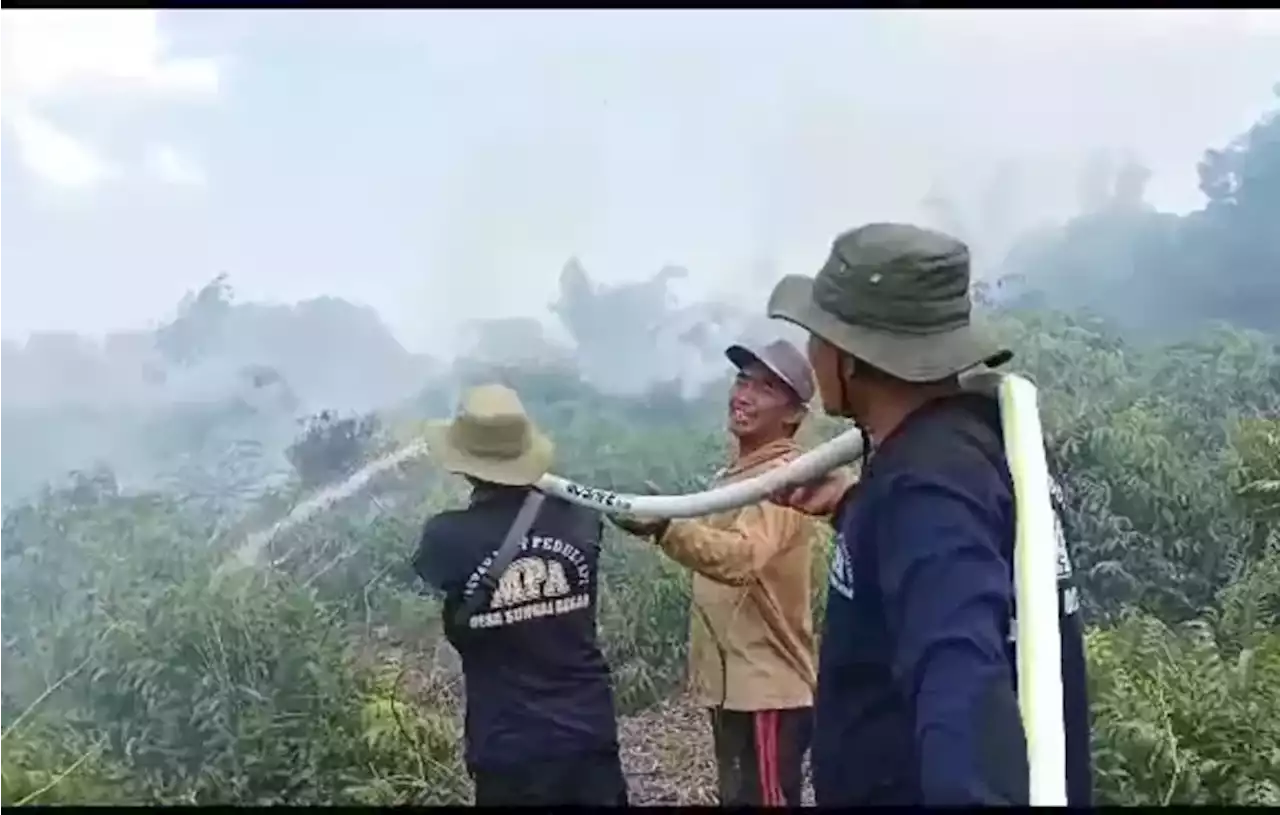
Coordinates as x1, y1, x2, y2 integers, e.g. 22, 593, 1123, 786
3, 10, 1278, 503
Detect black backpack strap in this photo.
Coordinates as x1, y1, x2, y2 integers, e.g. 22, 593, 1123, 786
452, 490, 546, 629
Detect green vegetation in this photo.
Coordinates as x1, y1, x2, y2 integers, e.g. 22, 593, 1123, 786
3, 91, 1277, 808
4, 308, 1277, 805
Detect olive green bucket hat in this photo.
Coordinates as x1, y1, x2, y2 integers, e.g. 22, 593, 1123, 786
424, 384, 554, 486
767, 222, 1012, 383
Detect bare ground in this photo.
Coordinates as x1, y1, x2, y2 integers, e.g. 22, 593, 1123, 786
372, 630, 812, 806
618, 693, 815, 806
618, 694, 719, 805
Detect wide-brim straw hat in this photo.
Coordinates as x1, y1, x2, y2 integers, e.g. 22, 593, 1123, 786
424, 383, 554, 486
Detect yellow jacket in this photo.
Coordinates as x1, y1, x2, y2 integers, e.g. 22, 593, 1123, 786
657, 438, 820, 711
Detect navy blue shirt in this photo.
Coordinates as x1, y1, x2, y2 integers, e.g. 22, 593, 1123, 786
413, 486, 619, 772
812, 394, 1093, 806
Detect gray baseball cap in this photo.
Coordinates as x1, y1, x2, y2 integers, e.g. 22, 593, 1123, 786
725, 338, 816, 404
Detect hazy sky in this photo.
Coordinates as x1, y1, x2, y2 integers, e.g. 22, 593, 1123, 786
3, 9, 1278, 354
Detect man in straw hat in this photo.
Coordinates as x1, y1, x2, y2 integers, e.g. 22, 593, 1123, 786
612, 338, 823, 807
764, 223, 1092, 806
411, 384, 628, 806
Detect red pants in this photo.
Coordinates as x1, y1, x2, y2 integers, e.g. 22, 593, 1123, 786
709, 707, 813, 806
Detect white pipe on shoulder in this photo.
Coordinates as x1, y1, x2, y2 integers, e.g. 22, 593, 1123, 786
997, 374, 1068, 807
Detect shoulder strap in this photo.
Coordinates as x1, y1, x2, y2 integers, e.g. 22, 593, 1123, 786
452, 490, 546, 629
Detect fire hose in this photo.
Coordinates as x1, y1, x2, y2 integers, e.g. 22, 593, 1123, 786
230, 369, 1065, 804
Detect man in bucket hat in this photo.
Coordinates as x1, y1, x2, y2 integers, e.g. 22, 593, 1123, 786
766, 223, 1092, 806
412, 384, 628, 806
613, 339, 823, 807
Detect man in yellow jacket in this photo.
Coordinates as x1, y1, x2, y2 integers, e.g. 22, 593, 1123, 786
612, 339, 823, 807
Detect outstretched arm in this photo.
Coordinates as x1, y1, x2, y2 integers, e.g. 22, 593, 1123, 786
412, 521, 455, 593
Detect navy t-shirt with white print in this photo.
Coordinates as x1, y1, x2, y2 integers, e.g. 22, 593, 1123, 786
812, 393, 1093, 806
413, 485, 619, 772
